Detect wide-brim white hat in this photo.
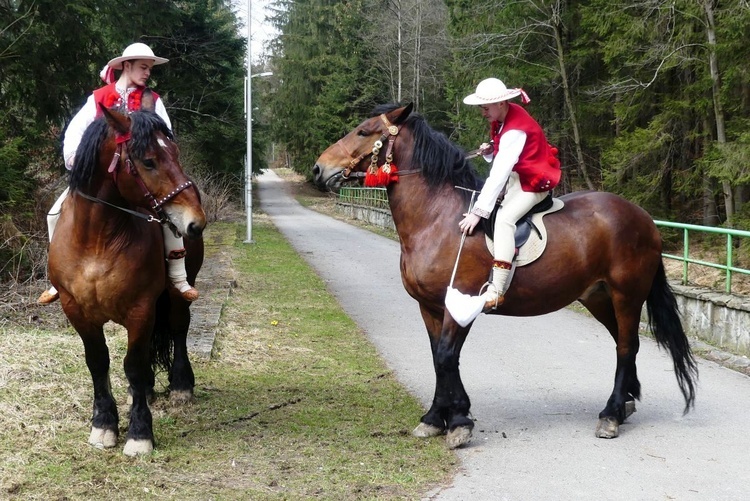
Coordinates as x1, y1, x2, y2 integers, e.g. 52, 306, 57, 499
463, 78, 525, 105
107, 42, 168, 70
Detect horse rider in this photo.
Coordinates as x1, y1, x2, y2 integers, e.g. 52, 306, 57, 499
458, 77, 561, 311
38, 42, 199, 305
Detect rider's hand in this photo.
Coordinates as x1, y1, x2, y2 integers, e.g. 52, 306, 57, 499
479, 142, 494, 156
459, 212, 481, 235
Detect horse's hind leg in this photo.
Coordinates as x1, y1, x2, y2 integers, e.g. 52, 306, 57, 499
168, 299, 195, 404
580, 289, 641, 438
73, 321, 119, 449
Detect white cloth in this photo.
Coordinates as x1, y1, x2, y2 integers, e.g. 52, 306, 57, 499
445, 287, 486, 327
62, 88, 171, 169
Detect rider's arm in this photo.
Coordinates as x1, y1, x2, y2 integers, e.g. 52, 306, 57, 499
62, 96, 97, 170
154, 97, 172, 132
471, 129, 527, 217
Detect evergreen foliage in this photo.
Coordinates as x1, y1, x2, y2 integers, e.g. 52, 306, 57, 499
267, 0, 388, 179
0, 0, 249, 215
4, 0, 750, 277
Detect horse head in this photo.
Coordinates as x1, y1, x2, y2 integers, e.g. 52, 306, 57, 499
71, 105, 206, 239
312, 103, 414, 191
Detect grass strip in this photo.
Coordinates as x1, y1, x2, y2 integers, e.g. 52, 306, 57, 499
0, 215, 455, 500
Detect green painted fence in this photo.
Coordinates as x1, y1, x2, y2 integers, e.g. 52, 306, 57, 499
654, 220, 750, 294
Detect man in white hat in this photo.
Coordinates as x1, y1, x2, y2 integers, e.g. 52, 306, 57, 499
38, 42, 199, 304
458, 77, 561, 312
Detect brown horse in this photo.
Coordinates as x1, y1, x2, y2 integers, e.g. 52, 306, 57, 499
312, 103, 697, 448
48, 106, 206, 456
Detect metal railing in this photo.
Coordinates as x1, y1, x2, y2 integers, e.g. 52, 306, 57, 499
654, 220, 750, 294
336, 188, 750, 295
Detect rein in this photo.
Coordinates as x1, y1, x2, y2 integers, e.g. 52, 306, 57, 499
76, 190, 164, 224
77, 131, 194, 227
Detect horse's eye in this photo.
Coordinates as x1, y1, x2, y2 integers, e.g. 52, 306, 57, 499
142, 159, 156, 170
356, 129, 369, 137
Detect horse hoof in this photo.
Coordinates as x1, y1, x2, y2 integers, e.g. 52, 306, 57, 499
88, 427, 117, 448
625, 400, 636, 420
170, 389, 195, 405
446, 426, 472, 449
595, 417, 620, 438
37, 289, 59, 305
123, 439, 154, 457
412, 422, 445, 438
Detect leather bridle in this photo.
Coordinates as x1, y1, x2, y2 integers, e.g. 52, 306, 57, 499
77, 131, 195, 226
338, 113, 420, 181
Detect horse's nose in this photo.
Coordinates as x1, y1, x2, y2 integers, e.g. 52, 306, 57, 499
186, 221, 204, 239
311, 164, 322, 183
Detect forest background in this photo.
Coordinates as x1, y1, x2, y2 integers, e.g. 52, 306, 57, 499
3, 0, 750, 284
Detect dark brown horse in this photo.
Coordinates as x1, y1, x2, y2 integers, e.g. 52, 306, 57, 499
48, 106, 206, 456
312, 103, 697, 448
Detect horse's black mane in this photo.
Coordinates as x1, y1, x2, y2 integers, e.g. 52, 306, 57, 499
69, 111, 173, 191
371, 104, 481, 194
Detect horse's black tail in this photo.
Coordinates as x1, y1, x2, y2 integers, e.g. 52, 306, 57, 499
646, 260, 698, 413
151, 291, 174, 373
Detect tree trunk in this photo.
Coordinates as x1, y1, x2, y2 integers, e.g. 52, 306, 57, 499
703, 0, 732, 224
412, 0, 421, 110
701, 117, 720, 225
397, 1, 402, 103
551, 5, 595, 190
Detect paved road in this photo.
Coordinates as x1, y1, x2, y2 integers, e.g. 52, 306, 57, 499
257, 169, 750, 501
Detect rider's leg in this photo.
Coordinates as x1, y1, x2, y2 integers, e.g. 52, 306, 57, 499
38, 188, 70, 305
163, 227, 199, 302
483, 175, 547, 310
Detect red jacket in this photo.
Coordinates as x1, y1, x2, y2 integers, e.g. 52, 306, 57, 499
491, 103, 561, 192
92, 83, 159, 117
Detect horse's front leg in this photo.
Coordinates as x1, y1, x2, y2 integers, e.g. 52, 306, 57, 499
80, 324, 119, 449
122, 317, 157, 456
413, 306, 474, 449
61, 298, 120, 450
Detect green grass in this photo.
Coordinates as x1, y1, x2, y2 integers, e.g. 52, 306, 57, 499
0, 215, 455, 500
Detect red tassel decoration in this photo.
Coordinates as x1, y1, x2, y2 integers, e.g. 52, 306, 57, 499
386, 164, 398, 185
363, 164, 400, 187
376, 166, 389, 185
364, 170, 379, 187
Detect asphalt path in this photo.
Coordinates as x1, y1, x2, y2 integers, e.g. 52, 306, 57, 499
257, 169, 750, 501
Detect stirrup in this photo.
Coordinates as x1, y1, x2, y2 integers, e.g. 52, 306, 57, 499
37, 289, 59, 305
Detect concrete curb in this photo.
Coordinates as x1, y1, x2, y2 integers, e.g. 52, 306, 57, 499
186, 240, 236, 360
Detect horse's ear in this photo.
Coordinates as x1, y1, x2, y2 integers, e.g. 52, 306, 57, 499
99, 104, 130, 136
141, 88, 156, 112
392, 102, 414, 125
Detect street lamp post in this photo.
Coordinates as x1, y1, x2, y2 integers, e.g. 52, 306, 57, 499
245, 70, 272, 244
245, 0, 272, 243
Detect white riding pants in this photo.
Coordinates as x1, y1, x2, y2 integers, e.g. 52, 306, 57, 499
491, 172, 549, 263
